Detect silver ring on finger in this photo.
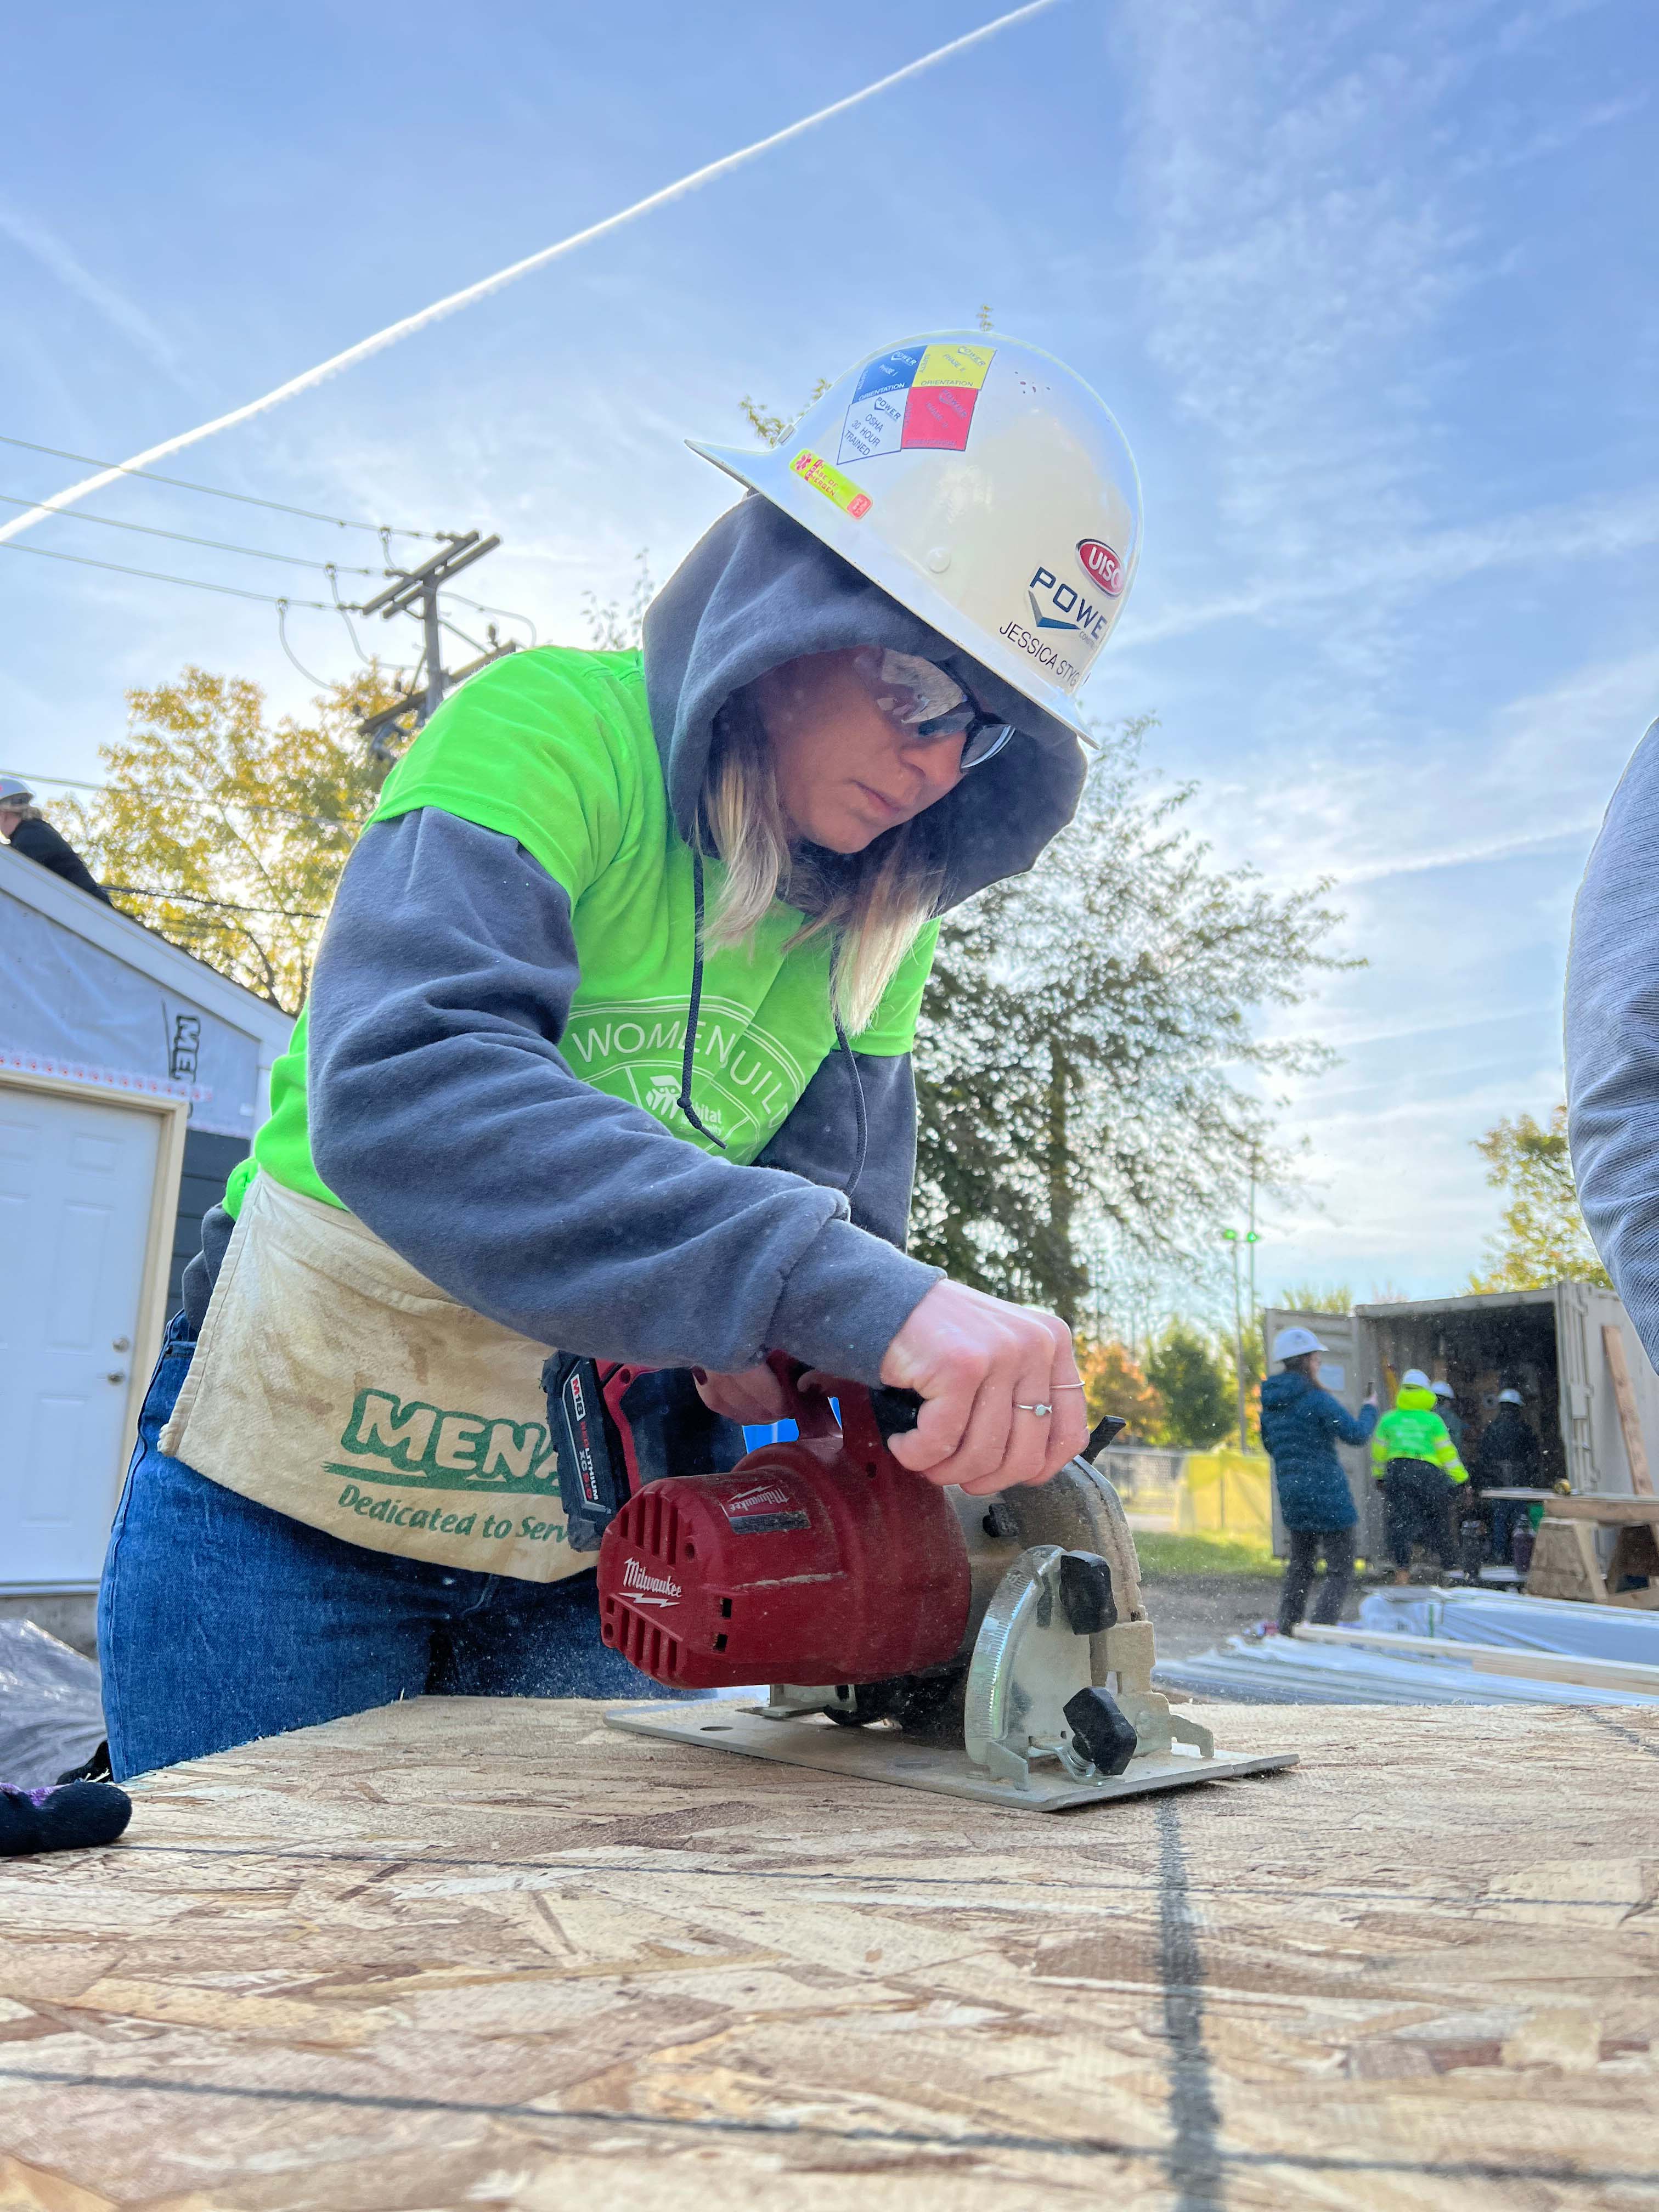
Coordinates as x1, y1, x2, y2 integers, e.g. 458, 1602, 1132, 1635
1014, 1401, 1053, 1417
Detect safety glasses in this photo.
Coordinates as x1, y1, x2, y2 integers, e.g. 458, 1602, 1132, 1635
853, 648, 1017, 772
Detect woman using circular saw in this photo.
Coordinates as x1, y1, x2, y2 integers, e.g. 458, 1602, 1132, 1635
99, 331, 1143, 1779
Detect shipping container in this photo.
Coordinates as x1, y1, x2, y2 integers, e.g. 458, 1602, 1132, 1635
1260, 1283, 1659, 1563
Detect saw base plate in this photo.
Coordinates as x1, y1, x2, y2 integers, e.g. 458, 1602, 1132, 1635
605, 1701, 1297, 1813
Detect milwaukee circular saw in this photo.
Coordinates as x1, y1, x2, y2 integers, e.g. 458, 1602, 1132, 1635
546, 1354, 1295, 1812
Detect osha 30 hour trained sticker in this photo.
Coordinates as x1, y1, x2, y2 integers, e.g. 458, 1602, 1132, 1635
838, 343, 996, 465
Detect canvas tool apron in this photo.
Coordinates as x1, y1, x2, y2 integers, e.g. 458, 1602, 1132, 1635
160, 1171, 584, 1583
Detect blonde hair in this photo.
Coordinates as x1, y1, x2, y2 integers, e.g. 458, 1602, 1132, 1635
699, 703, 942, 1034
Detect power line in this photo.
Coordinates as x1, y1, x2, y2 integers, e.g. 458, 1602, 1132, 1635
0, 488, 381, 573
276, 600, 337, 687
0, 537, 342, 607
105, 883, 323, 921
0, 3, 1061, 549
10, 769, 362, 830
0, 432, 442, 538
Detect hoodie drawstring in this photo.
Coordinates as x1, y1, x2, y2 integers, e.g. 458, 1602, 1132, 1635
678, 847, 727, 1150
679, 844, 868, 1201
834, 1015, 868, 1203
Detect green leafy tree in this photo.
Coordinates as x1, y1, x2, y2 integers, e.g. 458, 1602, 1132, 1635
55, 664, 402, 1012
1147, 1324, 1235, 1448
911, 720, 1351, 1321
1275, 1281, 1354, 1316
1467, 1104, 1610, 1292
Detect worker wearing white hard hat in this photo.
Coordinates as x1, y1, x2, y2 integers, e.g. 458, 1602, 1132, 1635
100, 329, 1143, 1780
1371, 1370, 1468, 1583
0, 775, 110, 904
1475, 1387, 1545, 1564
1430, 1378, 1465, 1455
1259, 1326, 1379, 1635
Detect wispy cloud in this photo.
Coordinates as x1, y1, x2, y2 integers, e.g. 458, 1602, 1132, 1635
1122, 486, 1659, 650
0, 205, 195, 392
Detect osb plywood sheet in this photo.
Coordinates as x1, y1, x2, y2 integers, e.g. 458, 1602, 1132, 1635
2, 1697, 1658, 2211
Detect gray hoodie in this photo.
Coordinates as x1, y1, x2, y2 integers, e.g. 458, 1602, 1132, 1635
1567, 715, 1659, 1359
184, 497, 1086, 1384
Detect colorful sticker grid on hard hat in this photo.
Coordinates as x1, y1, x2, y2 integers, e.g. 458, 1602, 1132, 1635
838, 344, 995, 466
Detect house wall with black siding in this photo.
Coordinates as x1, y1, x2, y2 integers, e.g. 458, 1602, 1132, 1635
170, 1128, 250, 1309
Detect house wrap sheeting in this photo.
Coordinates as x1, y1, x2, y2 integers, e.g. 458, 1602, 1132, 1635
1, 874, 267, 1138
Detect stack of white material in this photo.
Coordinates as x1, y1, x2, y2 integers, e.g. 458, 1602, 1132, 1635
1153, 1584, 1659, 1707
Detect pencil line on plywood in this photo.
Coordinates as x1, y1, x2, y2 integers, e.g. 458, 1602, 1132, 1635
2, 2068, 1656, 2187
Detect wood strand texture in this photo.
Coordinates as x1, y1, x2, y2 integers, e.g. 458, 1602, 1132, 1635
1, 1696, 1656, 2209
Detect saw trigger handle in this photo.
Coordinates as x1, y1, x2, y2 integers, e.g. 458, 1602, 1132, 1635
868, 1385, 923, 1442
1063, 1685, 1138, 1778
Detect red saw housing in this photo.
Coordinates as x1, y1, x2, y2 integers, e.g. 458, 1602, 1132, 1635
596, 1381, 971, 1690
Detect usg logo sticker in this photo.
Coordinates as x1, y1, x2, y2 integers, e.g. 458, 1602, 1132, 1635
622, 1557, 681, 1607
1076, 539, 1125, 596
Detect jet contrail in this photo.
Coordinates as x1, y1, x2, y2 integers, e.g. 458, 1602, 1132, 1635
0, 1, 1064, 549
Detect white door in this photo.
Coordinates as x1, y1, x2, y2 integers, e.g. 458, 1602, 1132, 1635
0, 1086, 160, 1585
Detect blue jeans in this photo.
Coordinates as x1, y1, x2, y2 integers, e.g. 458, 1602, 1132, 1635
99, 1315, 681, 1781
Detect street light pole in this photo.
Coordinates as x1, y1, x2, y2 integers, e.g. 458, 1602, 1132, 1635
1221, 1229, 1248, 1453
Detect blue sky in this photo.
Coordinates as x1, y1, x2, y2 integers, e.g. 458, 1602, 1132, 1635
3, 0, 1655, 1312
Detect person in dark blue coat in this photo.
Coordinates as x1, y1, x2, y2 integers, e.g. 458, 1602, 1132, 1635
1259, 1327, 1379, 1635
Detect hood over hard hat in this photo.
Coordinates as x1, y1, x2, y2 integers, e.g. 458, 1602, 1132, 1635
684, 329, 1140, 742
1273, 1325, 1328, 1362
642, 495, 1087, 912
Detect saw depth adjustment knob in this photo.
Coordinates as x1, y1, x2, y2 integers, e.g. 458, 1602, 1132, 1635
1058, 1550, 1117, 1635
1063, 1686, 1138, 1778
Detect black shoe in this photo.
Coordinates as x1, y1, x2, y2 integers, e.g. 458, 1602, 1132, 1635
57, 1739, 112, 1785
1, 1780, 132, 1857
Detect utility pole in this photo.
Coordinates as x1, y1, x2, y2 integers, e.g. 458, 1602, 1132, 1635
357, 531, 515, 774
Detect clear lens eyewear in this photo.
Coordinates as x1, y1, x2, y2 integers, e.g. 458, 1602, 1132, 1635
853, 647, 1017, 772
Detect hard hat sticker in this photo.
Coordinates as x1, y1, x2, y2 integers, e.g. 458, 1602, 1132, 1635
839, 342, 996, 464
790, 448, 873, 520
1076, 540, 1125, 596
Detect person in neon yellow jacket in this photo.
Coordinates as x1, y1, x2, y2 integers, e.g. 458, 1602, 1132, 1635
1370, 1369, 1468, 1583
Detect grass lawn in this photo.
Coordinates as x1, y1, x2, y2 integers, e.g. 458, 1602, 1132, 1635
1132, 1531, 1279, 1576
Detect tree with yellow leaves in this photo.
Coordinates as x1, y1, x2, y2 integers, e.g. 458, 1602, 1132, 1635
1075, 1338, 1165, 1442
55, 664, 404, 1013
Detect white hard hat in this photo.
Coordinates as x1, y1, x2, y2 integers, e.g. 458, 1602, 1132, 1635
688, 331, 1141, 738
1401, 1369, 1431, 1391
1497, 1387, 1523, 1406
1432, 1380, 1455, 1399
0, 776, 34, 806
1273, 1326, 1327, 1361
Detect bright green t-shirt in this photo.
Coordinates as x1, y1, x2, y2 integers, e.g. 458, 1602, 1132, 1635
232, 645, 938, 1215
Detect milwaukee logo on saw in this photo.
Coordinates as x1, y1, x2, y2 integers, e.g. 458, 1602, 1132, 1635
728, 1483, 793, 1513
621, 1557, 681, 1606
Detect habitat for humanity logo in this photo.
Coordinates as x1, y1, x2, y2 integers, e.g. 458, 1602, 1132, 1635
622, 1556, 682, 1607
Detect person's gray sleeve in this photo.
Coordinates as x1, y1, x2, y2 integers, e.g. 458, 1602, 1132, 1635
754, 1048, 918, 1249
1566, 716, 1659, 1362
306, 809, 941, 1380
